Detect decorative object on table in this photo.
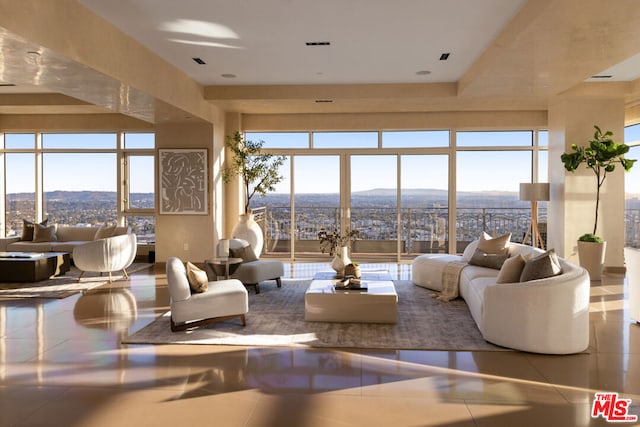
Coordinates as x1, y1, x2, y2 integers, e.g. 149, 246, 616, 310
217, 238, 230, 258
318, 228, 359, 277
159, 149, 208, 215
222, 132, 286, 257
344, 262, 361, 279
519, 182, 550, 249
561, 125, 636, 280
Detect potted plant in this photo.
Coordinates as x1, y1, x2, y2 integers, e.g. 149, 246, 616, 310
222, 131, 286, 256
561, 125, 636, 279
318, 228, 359, 277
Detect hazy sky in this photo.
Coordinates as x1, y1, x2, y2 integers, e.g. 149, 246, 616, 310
4, 129, 640, 195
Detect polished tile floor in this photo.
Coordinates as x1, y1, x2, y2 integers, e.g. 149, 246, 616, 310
0, 262, 639, 427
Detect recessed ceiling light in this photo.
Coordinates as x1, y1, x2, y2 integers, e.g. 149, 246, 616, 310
306, 41, 331, 46
439, 53, 450, 60
192, 57, 206, 65
416, 70, 431, 76
591, 75, 612, 79
221, 73, 237, 78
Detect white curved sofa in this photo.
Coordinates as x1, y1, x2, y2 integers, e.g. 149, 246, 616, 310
412, 240, 591, 354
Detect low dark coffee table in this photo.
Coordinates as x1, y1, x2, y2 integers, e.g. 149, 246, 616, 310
0, 252, 71, 282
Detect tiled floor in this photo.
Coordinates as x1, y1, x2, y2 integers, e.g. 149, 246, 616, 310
0, 262, 639, 426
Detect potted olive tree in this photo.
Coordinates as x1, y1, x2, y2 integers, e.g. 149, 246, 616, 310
222, 131, 285, 257
561, 125, 636, 279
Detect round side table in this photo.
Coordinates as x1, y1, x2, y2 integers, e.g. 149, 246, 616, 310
205, 257, 243, 280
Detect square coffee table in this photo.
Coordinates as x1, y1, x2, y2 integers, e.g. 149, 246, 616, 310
0, 252, 71, 282
304, 279, 398, 323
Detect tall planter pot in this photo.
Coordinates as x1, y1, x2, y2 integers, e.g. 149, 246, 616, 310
577, 240, 606, 281
231, 214, 264, 258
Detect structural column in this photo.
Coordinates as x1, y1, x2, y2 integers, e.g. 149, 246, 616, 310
547, 95, 626, 270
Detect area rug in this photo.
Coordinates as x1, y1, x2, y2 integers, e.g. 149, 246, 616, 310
0, 263, 153, 299
124, 279, 507, 351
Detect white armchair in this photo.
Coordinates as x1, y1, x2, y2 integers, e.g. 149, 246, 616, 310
73, 233, 137, 282
217, 239, 285, 294
167, 257, 248, 331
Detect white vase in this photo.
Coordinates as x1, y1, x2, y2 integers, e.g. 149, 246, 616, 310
577, 240, 606, 281
231, 214, 264, 258
331, 246, 351, 277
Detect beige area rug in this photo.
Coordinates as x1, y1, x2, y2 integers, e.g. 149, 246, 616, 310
124, 279, 507, 351
0, 263, 153, 299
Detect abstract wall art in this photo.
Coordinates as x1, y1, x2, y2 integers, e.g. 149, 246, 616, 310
159, 149, 208, 214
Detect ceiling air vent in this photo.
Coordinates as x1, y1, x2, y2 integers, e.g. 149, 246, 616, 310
439, 53, 450, 61
591, 75, 612, 79
0, 83, 16, 87
315, 100, 333, 103
192, 57, 206, 65
306, 41, 331, 46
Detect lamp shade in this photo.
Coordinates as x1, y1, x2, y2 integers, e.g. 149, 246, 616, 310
519, 183, 550, 201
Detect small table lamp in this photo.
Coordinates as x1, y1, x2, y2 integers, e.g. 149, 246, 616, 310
519, 183, 550, 249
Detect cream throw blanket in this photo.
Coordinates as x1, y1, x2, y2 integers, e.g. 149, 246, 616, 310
432, 261, 467, 302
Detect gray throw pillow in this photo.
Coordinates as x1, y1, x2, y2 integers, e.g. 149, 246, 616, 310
21, 219, 48, 241
32, 223, 57, 242
230, 244, 258, 262
520, 249, 562, 282
468, 248, 509, 270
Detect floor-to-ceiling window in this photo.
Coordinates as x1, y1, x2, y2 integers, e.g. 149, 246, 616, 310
123, 132, 156, 244
249, 127, 546, 260
1, 131, 155, 243
455, 130, 542, 251
3, 134, 36, 236
625, 124, 640, 248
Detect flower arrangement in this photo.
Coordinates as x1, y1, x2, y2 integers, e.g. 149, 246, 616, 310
317, 228, 359, 256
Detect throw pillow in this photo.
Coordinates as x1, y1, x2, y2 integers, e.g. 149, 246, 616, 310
186, 262, 208, 293
94, 224, 117, 240
468, 248, 509, 270
496, 254, 527, 283
32, 223, 57, 242
477, 231, 511, 255
230, 244, 258, 263
21, 219, 48, 241
520, 249, 562, 282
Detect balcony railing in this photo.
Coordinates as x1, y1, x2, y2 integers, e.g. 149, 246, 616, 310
252, 206, 545, 256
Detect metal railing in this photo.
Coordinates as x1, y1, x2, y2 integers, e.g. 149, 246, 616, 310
252, 205, 544, 255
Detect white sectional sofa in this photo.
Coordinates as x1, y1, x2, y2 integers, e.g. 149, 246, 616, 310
0, 224, 131, 257
412, 238, 591, 354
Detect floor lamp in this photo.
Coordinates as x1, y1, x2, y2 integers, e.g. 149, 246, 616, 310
519, 183, 550, 249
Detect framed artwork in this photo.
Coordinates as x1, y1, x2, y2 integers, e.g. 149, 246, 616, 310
159, 149, 208, 214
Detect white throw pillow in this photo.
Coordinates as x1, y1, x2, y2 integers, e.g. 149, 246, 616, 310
496, 254, 527, 283
94, 224, 117, 240
477, 231, 511, 255
186, 262, 208, 293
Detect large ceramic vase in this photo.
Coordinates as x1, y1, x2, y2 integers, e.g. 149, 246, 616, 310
577, 240, 606, 281
331, 246, 351, 278
232, 214, 264, 257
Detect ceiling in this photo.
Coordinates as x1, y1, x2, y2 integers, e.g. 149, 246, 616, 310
2, 0, 640, 117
